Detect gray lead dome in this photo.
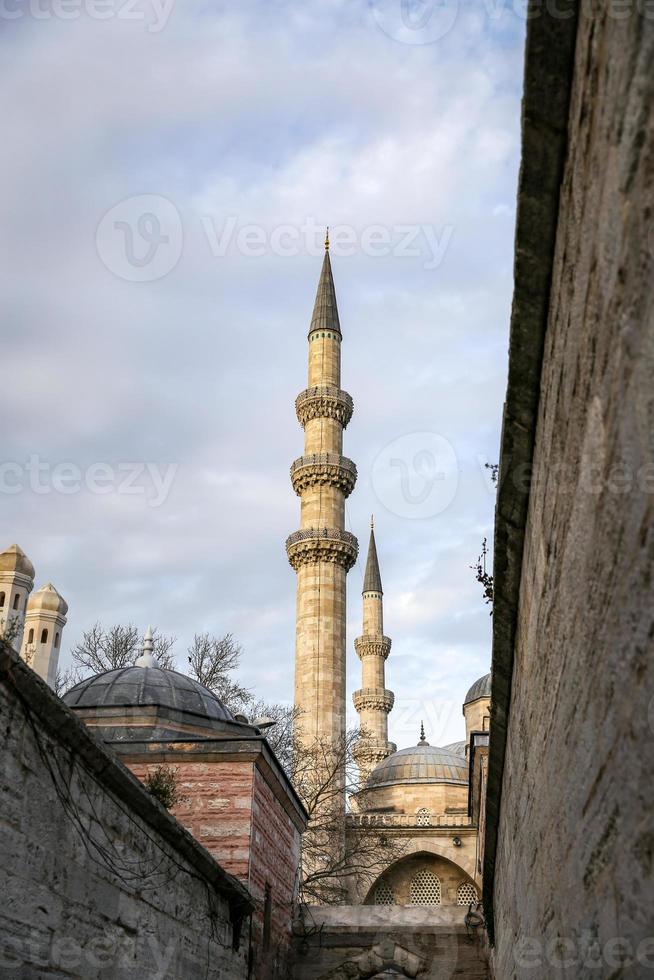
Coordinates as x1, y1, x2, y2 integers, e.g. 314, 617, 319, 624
366, 744, 468, 788
63, 666, 234, 721
464, 672, 491, 705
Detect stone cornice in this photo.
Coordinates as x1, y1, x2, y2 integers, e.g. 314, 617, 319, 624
290, 453, 357, 497
352, 688, 394, 713
286, 528, 358, 571
295, 386, 354, 428
347, 813, 475, 829
354, 635, 392, 660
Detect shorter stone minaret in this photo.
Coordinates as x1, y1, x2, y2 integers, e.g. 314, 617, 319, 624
21, 583, 68, 688
0, 544, 35, 652
353, 520, 396, 781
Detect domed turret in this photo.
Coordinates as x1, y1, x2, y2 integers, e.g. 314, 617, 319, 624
463, 671, 491, 742
0, 543, 35, 653
0, 544, 35, 579
27, 583, 68, 616
21, 582, 68, 689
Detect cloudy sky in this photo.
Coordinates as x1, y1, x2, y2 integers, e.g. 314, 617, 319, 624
2, 0, 526, 748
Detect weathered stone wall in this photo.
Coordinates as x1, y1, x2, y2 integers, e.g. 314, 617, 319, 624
489, 6, 654, 978
292, 908, 488, 980
0, 644, 251, 979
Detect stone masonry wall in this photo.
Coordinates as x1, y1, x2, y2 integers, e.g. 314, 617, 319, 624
490, 8, 654, 979
0, 645, 251, 980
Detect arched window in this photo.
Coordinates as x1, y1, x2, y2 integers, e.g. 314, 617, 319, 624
28, 629, 34, 644
457, 881, 479, 906
373, 882, 395, 906
13, 593, 21, 610
40, 629, 48, 644
416, 807, 432, 827
54, 632, 60, 648
410, 870, 441, 906
0, 592, 5, 608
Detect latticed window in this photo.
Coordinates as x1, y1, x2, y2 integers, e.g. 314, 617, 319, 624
374, 882, 395, 906
410, 870, 441, 906
457, 881, 478, 906
416, 807, 431, 827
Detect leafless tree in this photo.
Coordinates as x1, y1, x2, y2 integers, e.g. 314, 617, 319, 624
0, 614, 22, 647
187, 632, 252, 714
70, 621, 177, 675
54, 665, 84, 697
248, 700, 301, 777
291, 726, 405, 906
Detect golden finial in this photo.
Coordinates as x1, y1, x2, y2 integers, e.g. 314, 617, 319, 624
325, 226, 330, 251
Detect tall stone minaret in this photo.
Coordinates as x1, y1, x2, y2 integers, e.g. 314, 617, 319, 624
353, 520, 396, 781
286, 234, 358, 748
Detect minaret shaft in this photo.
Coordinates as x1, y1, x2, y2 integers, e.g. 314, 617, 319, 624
353, 526, 395, 780
287, 250, 357, 748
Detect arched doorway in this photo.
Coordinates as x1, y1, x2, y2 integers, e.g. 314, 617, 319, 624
364, 850, 478, 908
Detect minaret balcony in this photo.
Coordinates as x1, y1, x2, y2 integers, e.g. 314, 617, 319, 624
354, 635, 392, 660
295, 386, 354, 428
286, 527, 358, 571
290, 453, 357, 497
352, 688, 395, 714
353, 738, 397, 767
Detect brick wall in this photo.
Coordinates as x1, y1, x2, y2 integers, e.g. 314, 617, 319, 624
0, 645, 251, 980
130, 759, 255, 883
488, 6, 654, 978
128, 750, 304, 980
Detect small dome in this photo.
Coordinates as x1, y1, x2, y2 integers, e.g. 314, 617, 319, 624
442, 740, 467, 758
366, 743, 468, 788
464, 672, 491, 705
29, 583, 68, 616
63, 666, 234, 722
0, 544, 35, 579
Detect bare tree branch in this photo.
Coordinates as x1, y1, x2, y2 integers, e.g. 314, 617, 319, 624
290, 725, 406, 905
187, 632, 252, 714
70, 622, 177, 675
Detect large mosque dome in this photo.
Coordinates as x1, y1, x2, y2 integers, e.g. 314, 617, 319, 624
64, 665, 233, 722
366, 741, 469, 789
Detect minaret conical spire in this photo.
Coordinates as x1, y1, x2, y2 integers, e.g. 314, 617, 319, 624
363, 521, 383, 595
309, 248, 341, 338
